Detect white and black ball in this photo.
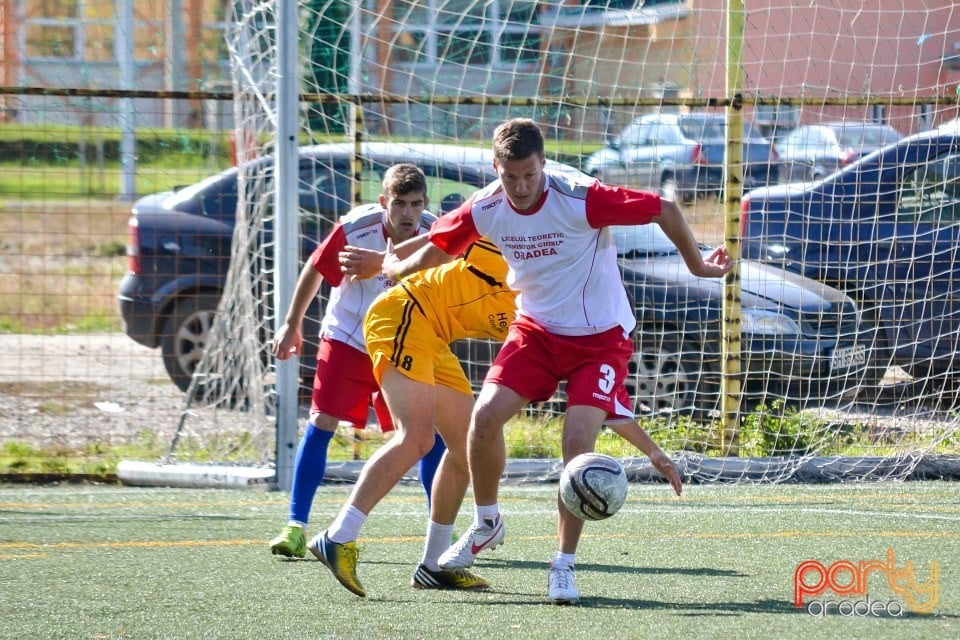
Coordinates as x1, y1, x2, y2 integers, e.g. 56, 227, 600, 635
559, 452, 628, 521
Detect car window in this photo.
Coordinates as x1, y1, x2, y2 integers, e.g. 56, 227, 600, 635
837, 125, 900, 148
296, 160, 352, 239
618, 120, 652, 147
163, 170, 239, 221
742, 120, 766, 141
648, 122, 681, 145
363, 159, 494, 216
680, 116, 725, 141
899, 153, 960, 225
200, 176, 239, 222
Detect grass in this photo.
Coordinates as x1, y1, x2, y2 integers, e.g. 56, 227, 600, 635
0, 481, 956, 639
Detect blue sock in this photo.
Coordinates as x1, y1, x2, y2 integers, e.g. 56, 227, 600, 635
289, 422, 335, 525
418, 433, 446, 509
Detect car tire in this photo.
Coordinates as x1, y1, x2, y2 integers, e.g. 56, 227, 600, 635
160, 292, 220, 393
626, 330, 720, 421
856, 320, 895, 402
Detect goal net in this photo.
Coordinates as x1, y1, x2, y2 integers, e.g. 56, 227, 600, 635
176, 0, 960, 484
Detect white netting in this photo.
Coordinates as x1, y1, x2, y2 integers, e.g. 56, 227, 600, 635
175, 0, 960, 481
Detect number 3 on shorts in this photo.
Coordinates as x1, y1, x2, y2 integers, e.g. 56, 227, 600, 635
597, 363, 616, 395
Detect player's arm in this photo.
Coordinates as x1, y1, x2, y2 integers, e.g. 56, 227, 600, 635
606, 420, 683, 496
380, 207, 475, 280
585, 182, 732, 279
653, 200, 732, 279
339, 233, 432, 280
274, 226, 344, 359
272, 260, 323, 360
381, 240, 455, 281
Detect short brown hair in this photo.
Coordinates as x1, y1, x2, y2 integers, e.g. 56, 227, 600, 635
492, 118, 545, 163
382, 163, 428, 198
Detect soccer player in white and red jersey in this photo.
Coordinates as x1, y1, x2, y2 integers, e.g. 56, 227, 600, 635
267, 163, 444, 560
379, 118, 732, 604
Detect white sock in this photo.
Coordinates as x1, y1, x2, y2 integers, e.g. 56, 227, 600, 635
421, 520, 456, 570
327, 504, 367, 544
551, 551, 576, 570
286, 520, 305, 529
475, 504, 500, 528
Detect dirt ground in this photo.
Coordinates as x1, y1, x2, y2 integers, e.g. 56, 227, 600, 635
0, 334, 200, 450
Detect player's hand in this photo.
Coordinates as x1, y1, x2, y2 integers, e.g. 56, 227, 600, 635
380, 238, 401, 282
271, 323, 302, 360
650, 450, 683, 496
691, 245, 733, 278
340, 245, 385, 281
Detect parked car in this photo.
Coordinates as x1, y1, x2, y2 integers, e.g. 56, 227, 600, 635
620, 226, 867, 417
584, 112, 780, 203
118, 142, 497, 393
776, 121, 904, 182
119, 142, 865, 417
742, 128, 960, 386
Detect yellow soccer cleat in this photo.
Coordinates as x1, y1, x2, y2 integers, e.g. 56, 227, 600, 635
308, 531, 366, 597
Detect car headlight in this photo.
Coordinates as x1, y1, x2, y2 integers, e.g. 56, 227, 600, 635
740, 308, 802, 335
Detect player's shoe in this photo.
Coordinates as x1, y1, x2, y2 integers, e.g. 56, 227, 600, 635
411, 564, 491, 591
547, 563, 580, 605
269, 524, 306, 558
437, 514, 505, 569
308, 531, 366, 597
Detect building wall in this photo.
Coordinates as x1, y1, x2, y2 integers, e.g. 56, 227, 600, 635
3, 1, 959, 136
550, 0, 959, 136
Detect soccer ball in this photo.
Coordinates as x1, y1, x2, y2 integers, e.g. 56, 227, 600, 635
559, 452, 628, 521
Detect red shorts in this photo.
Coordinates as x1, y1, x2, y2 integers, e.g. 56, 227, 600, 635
310, 336, 393, 431
486, 315, 635, 420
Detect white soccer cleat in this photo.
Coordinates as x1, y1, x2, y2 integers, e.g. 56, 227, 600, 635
547, 564, 580, 605
437, 515, 505, 569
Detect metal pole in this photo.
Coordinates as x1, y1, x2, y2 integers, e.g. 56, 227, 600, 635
116, 0, 136, 200
273, 0, 300, 491
722, 0, 744, 455
165, 0, 184, 129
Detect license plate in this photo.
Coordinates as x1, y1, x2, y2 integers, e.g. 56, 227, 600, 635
830, 344, 866, 371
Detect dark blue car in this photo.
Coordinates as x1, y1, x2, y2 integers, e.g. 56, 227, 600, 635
742, 128, 960, 386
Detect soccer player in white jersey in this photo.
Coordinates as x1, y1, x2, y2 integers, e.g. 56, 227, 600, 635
267, 163, 445, 559
379, 118, 732, 604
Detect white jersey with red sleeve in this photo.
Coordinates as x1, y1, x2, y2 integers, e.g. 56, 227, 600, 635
429, 170, 661, 336
309, 203, 436, 350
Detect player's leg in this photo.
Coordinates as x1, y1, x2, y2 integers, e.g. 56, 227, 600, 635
372, 389, 446, 507
418, 431, 446, 507
268, 411, 339, 558
437, 381, 524, 570
271, 338, 372, 559
412, 377, 489, 590
311, 366, 438, 596
440, 319, 556, 571
545, 328, 634, 604
548, 404, 605, 605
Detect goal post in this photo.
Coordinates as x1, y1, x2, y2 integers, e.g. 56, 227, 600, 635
155, 0, 960, 487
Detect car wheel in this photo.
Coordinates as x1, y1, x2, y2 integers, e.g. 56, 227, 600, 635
659, 173, 678, 202
160, 293, 220, 393
625, 331, 720, 421
856, 320, 894, 402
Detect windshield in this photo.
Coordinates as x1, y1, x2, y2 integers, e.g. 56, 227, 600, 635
679, 116, 765, 141
611, 224, 679, 255
836, 125, 901, 147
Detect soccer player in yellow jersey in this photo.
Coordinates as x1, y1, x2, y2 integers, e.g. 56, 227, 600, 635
309, 234, 682, 597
